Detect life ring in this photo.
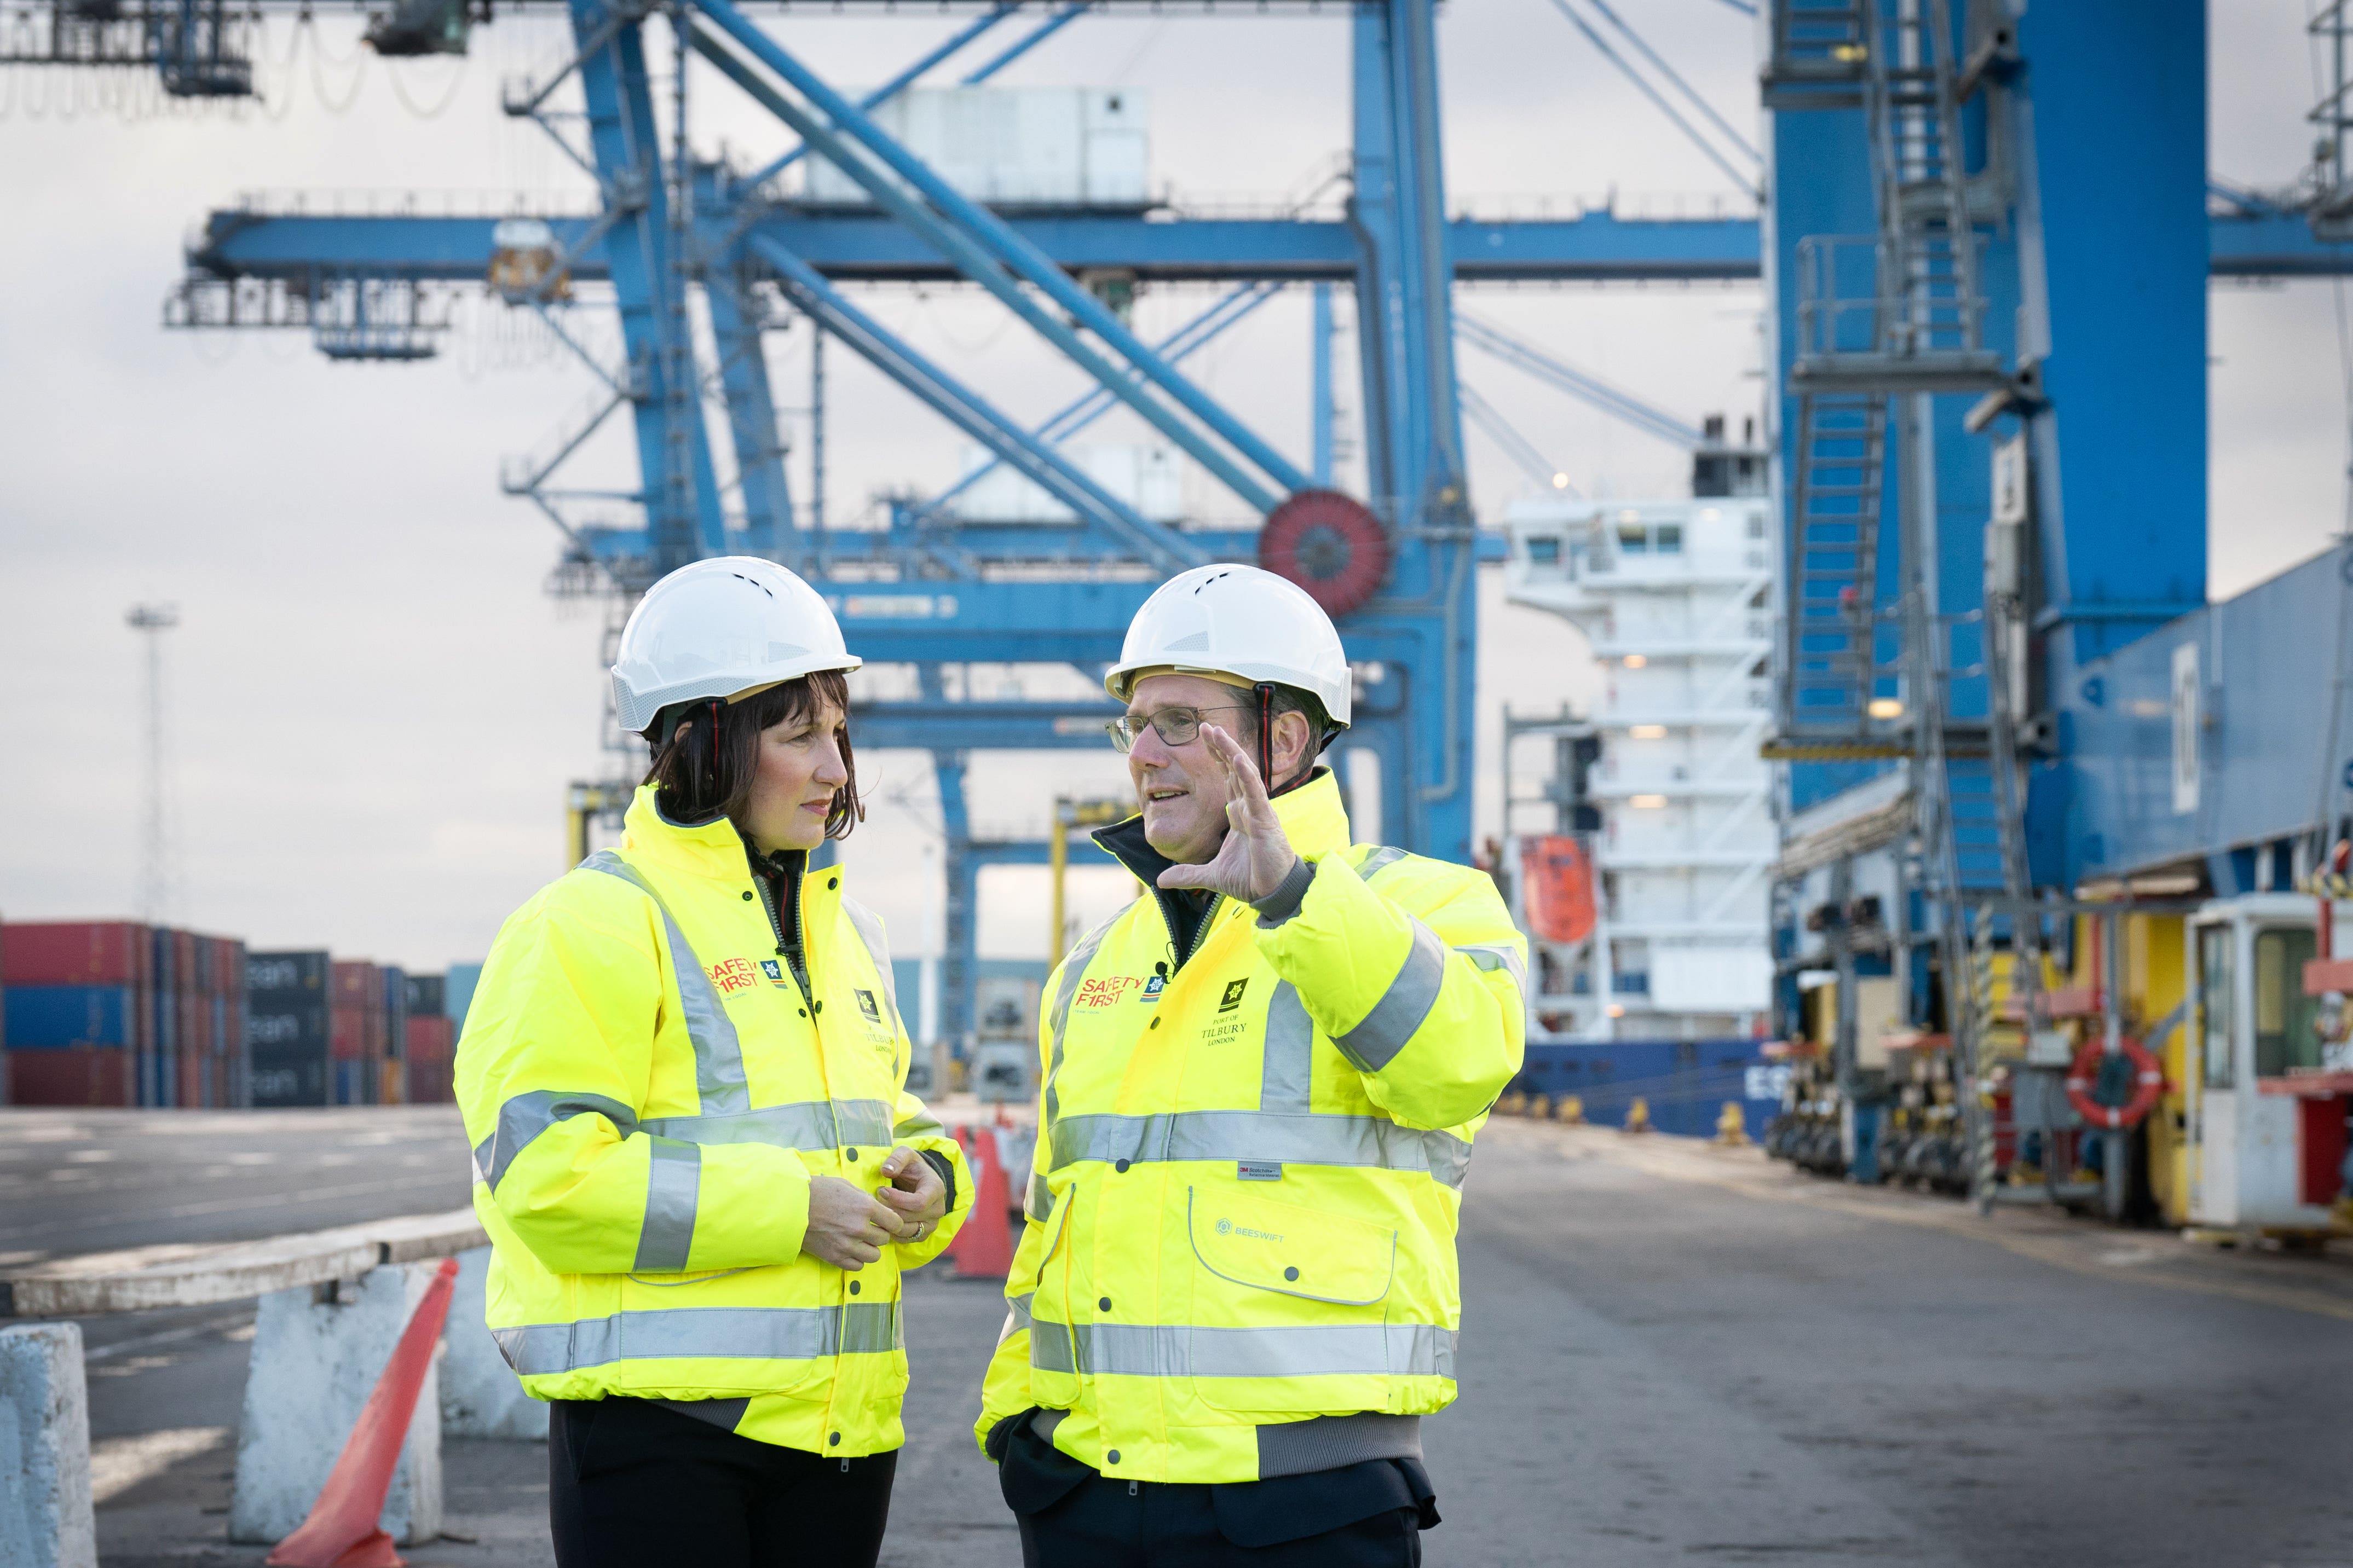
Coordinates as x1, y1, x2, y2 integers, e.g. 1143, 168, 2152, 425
2064, 1037, 2165, 1130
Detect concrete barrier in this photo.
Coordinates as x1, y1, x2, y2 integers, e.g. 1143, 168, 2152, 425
440, 1247, 547, 1441
228, 1265, 442, 1548
0, 1323, 97, 1568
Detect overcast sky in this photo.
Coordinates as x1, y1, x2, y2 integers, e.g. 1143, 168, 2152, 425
1, 2, 2343, 977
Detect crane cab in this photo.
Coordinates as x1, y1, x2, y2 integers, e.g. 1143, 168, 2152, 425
2183, 896, 2351, 1235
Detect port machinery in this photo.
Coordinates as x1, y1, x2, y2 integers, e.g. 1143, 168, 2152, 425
21, 0, 2353, 1078
28, 0, 1813, 1059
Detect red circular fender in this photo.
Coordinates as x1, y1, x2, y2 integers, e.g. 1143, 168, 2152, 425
1258, 489, 1392, 618
2064, 1037, 2166, 1131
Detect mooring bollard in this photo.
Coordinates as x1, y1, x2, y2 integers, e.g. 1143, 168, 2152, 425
229, 1265, 442, 1548
0, 1322, 98, 1568
440, 1247, 547, 1441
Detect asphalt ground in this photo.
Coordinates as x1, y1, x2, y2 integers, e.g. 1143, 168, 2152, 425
8, 1107, 2348, 1566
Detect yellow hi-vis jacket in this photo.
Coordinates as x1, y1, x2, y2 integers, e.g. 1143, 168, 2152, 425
456, 785, 971, 1456
975, 769, 1526, 1484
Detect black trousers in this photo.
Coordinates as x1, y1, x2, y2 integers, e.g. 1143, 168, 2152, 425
549, 1398, 897, 1568
1017, 1476, 1422, 1568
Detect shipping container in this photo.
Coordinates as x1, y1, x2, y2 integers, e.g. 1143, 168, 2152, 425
332, 961, 383, 1012
331, 1006, 366, 1062
404, 1014, 455, 1104
333, 1060, 368, 1107
1, 922, 150, 987
4, 985, 142, 1049
445, 963, 483, 1029
803, 86, 1150, 209
249, 950, 331, 996
247, 1002, 330, 1054
382, 967, 408, 1103
8, 1045, 134, 1107
250, 1045, 330, 1108
405, 973, 446, 1017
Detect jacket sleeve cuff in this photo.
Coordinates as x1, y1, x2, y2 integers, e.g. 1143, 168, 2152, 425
1250, 856, 1317, 927
918, 1147, 958, 1214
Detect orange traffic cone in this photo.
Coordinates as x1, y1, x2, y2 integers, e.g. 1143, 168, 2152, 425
947, 1126, 1013, 1279
266, 1257, 460, 1568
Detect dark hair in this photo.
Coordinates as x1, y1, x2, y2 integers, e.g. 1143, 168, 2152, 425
642, 669, 861, 841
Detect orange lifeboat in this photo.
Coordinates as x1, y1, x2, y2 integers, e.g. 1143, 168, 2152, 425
1519, 835, 1597, 945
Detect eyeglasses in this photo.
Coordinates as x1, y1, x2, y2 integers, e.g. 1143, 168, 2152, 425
1106, 703, 1254, 754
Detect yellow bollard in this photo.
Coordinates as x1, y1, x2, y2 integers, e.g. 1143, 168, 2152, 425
1714, 1101, 1750, 1146
1556, 1093, 1585, 1126
1529, 1093, 1552, 1121
1622, 1097, 1652, 1135
1498, 1090, 1527, 1117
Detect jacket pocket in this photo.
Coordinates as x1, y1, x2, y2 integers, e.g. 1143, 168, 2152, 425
1184, 1186, 1398, 1415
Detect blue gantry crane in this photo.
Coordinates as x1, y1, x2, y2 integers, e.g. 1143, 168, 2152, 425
25, 0, 2353, 1071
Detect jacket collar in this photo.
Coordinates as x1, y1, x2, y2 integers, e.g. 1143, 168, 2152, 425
1091, 767, 1353, 892
620, 783, 762, 883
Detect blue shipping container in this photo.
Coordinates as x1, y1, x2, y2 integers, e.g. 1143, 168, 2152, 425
5, 985, 140, 1049
444, 963, 483, 1029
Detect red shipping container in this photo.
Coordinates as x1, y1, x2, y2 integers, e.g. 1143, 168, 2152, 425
9, 1045, 134, 1107
331, 1006, 367, 1061
405, 1015, 454, 1057
332, 962, 384, 1012
178, 1047, 205, 1109
2, 923, 151, 987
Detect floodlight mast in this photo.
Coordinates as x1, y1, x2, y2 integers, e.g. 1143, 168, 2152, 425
126, 603, 182, 925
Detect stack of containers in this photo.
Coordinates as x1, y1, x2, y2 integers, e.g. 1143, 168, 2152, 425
331, 959, 384, 1107
246, 951, 331, 1107
174, 933, 249, 1108
0, 922, 151, 1107
209, 935, 251, 1107
147, 927, 178, 1109
403, 974, 454, 1103
380, 966, 409, 1105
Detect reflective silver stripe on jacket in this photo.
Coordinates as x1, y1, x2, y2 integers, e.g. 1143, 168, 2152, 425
492, 1301, 903, 1376
479, 1093, 894, 1195
634, 1137, 701, 1272
1354, 844, 1410, 881
473, 1090, 639, 1193
1043, 913, 1121, 1126
839, 895, 902, 1034
1028, 1321, 1454, 1380
1008, 1293, 1034, 1331
1024, 1172, 1054, 1224
1258, 982, 1314, 1114
1330, 917, 1449, 1074
1457, 942, 1528, 990
893, 1109, 946, 1142
642, 1099, 896, 1150
580, 850, 752, 1116
1048, 1109, 1472, 1189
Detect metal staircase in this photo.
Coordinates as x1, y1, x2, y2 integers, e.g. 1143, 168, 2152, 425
1768, 0, 2037, 1205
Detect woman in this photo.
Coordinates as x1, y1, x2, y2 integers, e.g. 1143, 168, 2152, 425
457, 557, 973, 1568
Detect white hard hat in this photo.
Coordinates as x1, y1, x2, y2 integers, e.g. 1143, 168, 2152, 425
1104, 563, 1352, 727
611, 557, 861, 735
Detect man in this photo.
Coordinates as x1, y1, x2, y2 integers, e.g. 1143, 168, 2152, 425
975, 563, 1527, 1566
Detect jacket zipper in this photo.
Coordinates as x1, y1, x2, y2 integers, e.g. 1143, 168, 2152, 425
751, 861, 812, 1008
1158, 890, 1225, 972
